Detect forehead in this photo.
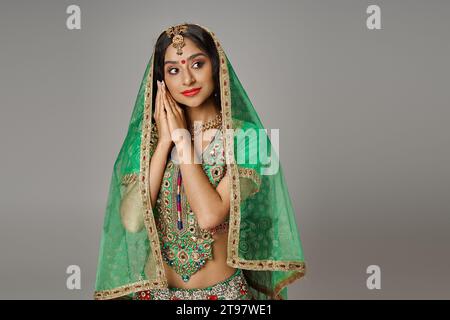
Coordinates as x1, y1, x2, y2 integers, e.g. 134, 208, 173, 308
164, 37, 206, 62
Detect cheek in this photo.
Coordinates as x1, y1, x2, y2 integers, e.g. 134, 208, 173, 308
197, 64, 213, 82
164, 79, 178, 94
200, 78, 215, 95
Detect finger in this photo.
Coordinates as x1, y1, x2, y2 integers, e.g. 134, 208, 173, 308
165, 91, 180, 118
157, 81, 164, 119
160, 98, 167, 120
162, 84, 175, 118
163, 83, 183, 122
166, 91, 182, 117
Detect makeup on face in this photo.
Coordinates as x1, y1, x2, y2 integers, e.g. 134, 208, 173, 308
164, 53, 207, 97
181, 87, 202, 97
165, 54, 206, 77
164, 53, 207, 66
163, 40, 213, 105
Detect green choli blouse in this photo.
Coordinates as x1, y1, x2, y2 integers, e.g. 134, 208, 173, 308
153, 128, 229, 282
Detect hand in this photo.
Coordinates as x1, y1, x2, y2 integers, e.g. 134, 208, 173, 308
160, 81, 189, 145
154, 80, 173, 147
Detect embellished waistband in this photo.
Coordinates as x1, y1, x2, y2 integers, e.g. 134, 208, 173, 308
134, 268, 253, 300
169, 267, 241, 292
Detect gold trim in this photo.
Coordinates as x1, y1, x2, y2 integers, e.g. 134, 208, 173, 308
94, 279, 162, 300
94, 264, 306, 300
139, 47, 168, 288
244, 267, 306, 300
238, 167, 261, 197
121, 173, 137, 186
149, 121, 159, 156
238, 167, 261, 187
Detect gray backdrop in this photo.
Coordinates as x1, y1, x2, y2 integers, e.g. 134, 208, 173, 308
0, 0, 449, 299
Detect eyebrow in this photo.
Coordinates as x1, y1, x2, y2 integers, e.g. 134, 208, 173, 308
164, 53, 207, 65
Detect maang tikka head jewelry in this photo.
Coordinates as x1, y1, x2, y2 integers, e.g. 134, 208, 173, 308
166, 24, 189, 55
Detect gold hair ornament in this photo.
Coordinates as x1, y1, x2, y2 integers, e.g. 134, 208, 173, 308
165, 24, 189, 55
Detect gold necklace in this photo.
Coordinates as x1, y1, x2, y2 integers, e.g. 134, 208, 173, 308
188, 113, 222, 140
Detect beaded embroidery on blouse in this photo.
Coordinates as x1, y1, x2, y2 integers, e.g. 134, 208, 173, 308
154, 128, 229, 282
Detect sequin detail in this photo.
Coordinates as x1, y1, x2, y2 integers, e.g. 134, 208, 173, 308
133, 268, 253, 300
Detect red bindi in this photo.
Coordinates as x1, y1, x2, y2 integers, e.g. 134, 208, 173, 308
181, 59, 186, 64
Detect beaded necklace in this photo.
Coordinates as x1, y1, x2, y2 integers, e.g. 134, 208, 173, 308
188, 113, 222, 141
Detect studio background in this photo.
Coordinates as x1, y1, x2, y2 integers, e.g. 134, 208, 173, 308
0, 0, 449, 299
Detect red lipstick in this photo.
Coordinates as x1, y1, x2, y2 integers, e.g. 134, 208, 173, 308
181, 87, 201, 97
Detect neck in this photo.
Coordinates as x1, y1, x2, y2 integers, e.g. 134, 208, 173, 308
184, 96, 220, 127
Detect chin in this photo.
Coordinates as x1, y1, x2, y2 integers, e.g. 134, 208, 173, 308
179, 96, 207, 108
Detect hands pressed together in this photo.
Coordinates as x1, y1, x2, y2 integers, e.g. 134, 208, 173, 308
153, 80, 188, 147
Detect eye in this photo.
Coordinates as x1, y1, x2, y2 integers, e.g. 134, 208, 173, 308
167, 61, 205, 75
192, 60, 204, 69
168, 67, 178, 75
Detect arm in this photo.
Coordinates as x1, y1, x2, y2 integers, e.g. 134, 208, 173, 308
175, 140, 230, 230
159, 81, 230, 229
121, 80, 173, 232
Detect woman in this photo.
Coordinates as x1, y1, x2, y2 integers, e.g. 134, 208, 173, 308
94, 23, 306, 300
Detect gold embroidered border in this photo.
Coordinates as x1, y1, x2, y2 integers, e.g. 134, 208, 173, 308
138, 47, 168, 289
238, 167, 261, 187
238, 167, 261, 197
121, 173, 138, 186
94, 279, 163, 300
149, 121, 159, 156
244, 267, 306, 300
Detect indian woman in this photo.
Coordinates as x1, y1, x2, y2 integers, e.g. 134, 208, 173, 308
94, 23, 306, 300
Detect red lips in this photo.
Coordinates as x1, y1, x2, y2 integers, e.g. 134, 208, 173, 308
181, 87, 202, 96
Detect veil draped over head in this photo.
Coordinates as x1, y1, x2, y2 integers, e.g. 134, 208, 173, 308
94, 23, 306, 300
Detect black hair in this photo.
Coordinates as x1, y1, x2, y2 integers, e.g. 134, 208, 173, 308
152, 23, 221, 110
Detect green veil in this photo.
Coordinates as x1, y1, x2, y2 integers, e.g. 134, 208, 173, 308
94, 23, 306, 300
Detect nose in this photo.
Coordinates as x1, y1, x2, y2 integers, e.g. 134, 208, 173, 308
182, 68, 195, 87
